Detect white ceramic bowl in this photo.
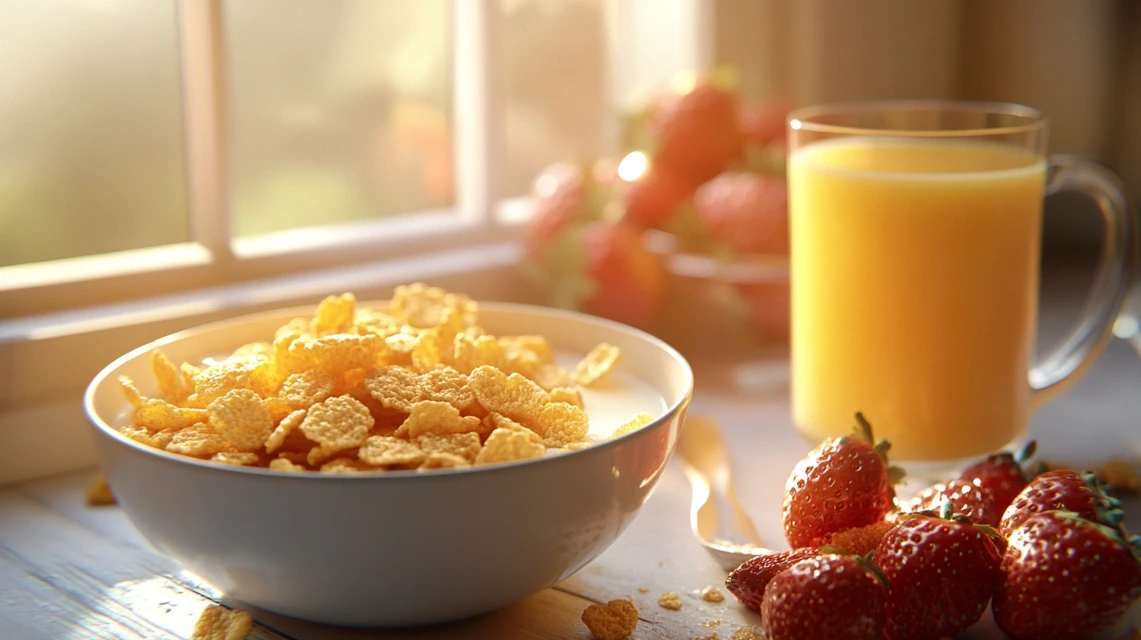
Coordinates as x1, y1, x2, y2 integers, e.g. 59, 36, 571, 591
84, 302, 693, 627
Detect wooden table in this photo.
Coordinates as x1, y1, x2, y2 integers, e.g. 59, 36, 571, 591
2, 334, 1139, 639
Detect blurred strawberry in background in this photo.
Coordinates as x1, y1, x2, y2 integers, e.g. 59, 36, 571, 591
521, 70, 791, 347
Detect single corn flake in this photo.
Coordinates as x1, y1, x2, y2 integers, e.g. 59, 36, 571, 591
268, 457, 307, 472
300, 395, 374, 464
121, 424, 178, 450
118, 376, 145, 408
134, 399, 209, 433
180, 363, 201, 392
358, 435, 426, 467
500, 335, 555, 364
231, 341, 272, 360
452, 333, 505, 374
362, 365, 474, 413
701, 587, 725, 603
320, 457, 374, 474
191, 604, 253, 640
276, 370, 336, 408
613, 413, 655, 438
190, 359, 261, 407
312, 293, 356, 336
418, 452, 471, 470
417, 432, 482, 464
581, 599, 638, 640
658, 591, 683, 610
265, 408, 308, 454
84, 474, 116, 506
468, 366, 549, 427
166, 422, 233, 458
410, 330, 443, 373
247, 359, 284, 399
395, 401, 482, 439
288, 333, 386, 378
211, 452, 260, 466
549, 386, 584, 409
573, 343, 621, 387
208, 389, 274, 452
534, 401, 590, 447
151, 350, 189, 401
392, 282, 477, 329
475, 423, 546, 466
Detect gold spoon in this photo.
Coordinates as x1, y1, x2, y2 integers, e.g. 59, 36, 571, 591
676, 414, 775, 571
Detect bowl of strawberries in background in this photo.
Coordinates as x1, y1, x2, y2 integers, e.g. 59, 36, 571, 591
520, 74, 791, 359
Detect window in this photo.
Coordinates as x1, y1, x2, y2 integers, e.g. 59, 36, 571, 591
0, 0, 707, 484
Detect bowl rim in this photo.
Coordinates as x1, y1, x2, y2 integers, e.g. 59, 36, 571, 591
84, 300, 694, 482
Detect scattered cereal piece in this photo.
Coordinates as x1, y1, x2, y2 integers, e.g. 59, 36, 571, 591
395, 401, 482, 439
701, 587, 725, 603
549, 386, 584, 409
613, 413, 654, 438
359, 435, 426, 467
268, 457, 307, 472
637, 587, 650, 594
703, 619, 722, 628
265, 409, 307, 454
581, 599, 638, 640
300, 395, 374, 465
1094, 458, 1140, 494
417, 432, 482, 464
166, 422, 234, 458
468, 366, 549, 426
534, 402, 589, 447
658, 591, 683, 611
476, 423, 546, 465
151, 350, 189, 401
191, 604, 253, 640
823, 519, 894, 556
84, 474, 116, 506
696, 634, 718, 640
208, 389, 275, 453
211, 452, 260, 466
729, 627, 763, 640
312, 293, 356, 336
573, 343, 621, 387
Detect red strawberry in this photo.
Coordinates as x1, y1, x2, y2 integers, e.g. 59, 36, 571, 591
999, 469, 1121, 537
782, 413, 901, 549
623, 162, 698, 230
739, 98, 791, 151
575, 221, 666, 327
874, 510, 1005, 640
761, 554, 887, 640
993, 510, 1141, 640
736, 282, 790, 341
725, 547, 819, 612
906, 478, 1005, 527
956, 440, 1037, 514
693, 172, 788, 256
650, 81, 743, 184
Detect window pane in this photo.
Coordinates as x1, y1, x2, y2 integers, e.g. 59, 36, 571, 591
226, 0, 454, 237
0, 0, 188, 268
499, 0, 611, 197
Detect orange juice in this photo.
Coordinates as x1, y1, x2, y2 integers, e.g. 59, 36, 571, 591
789, 138, 1046, 461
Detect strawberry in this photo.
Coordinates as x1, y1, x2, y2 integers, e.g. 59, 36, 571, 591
782, 413, 901, 549
649, 81, 743, 184
761, 554, 887, 640
622, 162, 698, 231
692, 172, 788, 257
522, 162, 593, 261
735, 282, 790, 341
739, 98, 791, 151
874, 508, 1005, 640
570, 220, 665, 327
999, 469, 1122, 537
724, 547, 819, 612
906, 478, 1006, 527
993, 510, 1141, 640
956, 440, 1037, 514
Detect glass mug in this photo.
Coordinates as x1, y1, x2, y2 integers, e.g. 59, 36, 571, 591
786, 100, 1136, 469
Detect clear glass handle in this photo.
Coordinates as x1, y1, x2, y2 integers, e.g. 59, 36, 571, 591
1031, 155, 1138, 404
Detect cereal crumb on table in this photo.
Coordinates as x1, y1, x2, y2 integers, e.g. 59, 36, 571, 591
637, 587, 650, 593
581, 599, 638, 640
658, 591, 683, 610
700, 586, 725, 603
729, 627, 763, 640
191, 604, 252, 640
84, 474, 116, 506
695, 634, 718, 640
703, 618, 722, 628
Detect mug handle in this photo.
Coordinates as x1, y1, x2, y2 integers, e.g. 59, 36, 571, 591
1031, 155, 1138, 405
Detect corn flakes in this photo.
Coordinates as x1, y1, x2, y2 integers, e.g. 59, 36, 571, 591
581, 599, 638, 640
613, 413, 654, 438
191, 604, 253, 640
112, 283, 640, 474
85, 474, 116, 506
